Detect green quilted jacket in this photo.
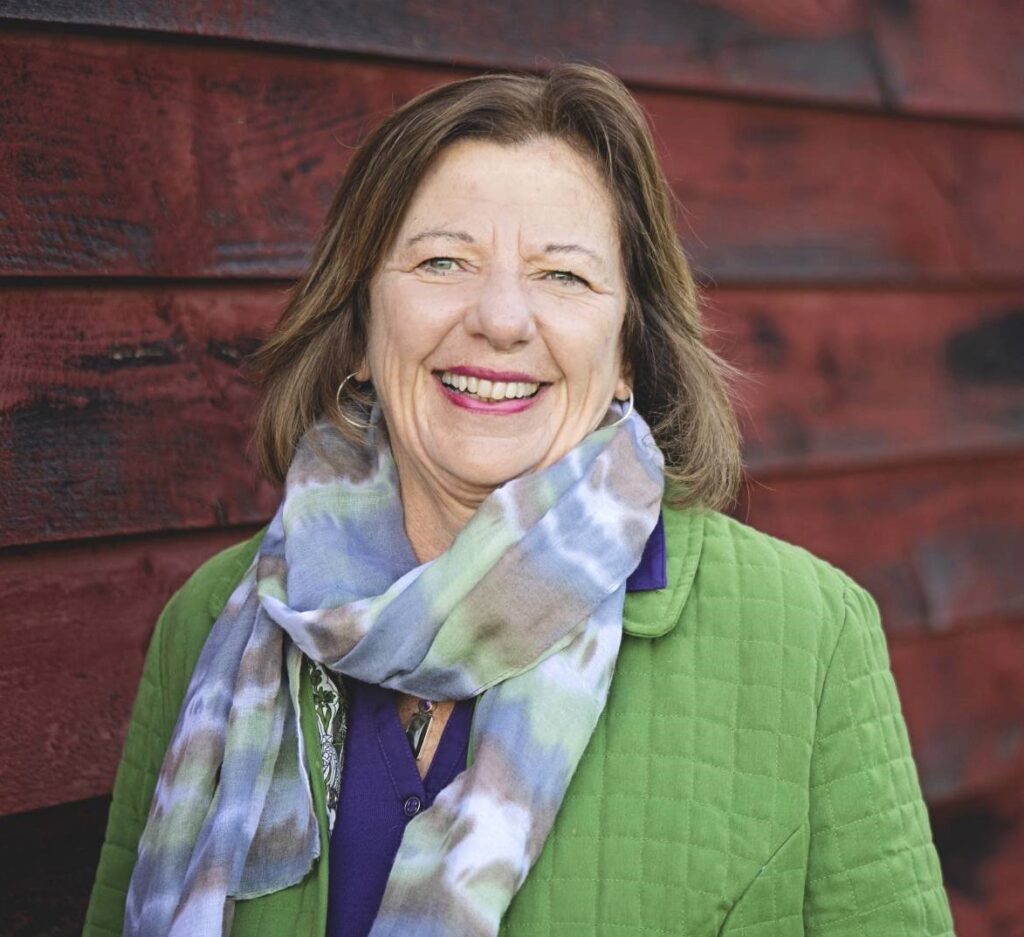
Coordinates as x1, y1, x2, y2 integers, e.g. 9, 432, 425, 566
84, 506, 955, 936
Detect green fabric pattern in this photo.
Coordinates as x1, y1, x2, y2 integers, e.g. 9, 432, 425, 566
84, 506, 955, 937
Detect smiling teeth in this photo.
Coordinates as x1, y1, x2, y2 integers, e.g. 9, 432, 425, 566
440, 371, 540, 400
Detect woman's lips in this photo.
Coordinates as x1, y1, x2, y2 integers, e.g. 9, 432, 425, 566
443, 365, 540, 383
435, 373, 547, 414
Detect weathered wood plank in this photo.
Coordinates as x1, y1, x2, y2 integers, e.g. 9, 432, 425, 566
0, 288, 281, 547
0, 527, 258, 815
4, 286, 1024, 548
709, 290, 1024, 472
644, 90, 1024, 285
739, 457, 1024, 639
0, 1, 1022, 122
872, 0, 1024, 124
892, 624, 1024, 805
0, 33, 441, 277
3, 32, 1024, 283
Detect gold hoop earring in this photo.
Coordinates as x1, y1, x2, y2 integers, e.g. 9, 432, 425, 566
609, 388, 634, 428
335, 373, 375, 430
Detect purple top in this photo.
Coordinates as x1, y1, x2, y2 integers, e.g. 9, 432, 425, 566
625, 509, 666, 593
325, 512, 667, 936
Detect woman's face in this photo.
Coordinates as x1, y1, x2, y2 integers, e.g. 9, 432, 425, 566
363, 136, 630, 496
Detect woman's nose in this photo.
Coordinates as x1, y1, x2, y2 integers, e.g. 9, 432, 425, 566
464, 267, 537, 350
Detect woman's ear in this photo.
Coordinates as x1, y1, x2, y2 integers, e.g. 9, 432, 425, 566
354, 359, 372, 382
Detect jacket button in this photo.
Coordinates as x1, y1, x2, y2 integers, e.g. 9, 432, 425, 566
403, 795, 422, 817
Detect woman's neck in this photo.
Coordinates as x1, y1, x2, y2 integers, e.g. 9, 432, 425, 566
396, 463, 493, 563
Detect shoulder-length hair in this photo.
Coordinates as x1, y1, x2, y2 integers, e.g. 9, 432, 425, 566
252, 64, 742, 510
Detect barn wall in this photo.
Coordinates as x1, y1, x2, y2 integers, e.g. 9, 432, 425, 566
1, 3, 1022, 934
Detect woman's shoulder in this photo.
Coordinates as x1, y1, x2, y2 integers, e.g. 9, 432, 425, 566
662, 504, 879, 653
698, 508, 865, 597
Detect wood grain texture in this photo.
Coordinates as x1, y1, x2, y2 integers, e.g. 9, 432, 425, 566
709, 290, 1024, 472
0, 287, 281, 547
0, 1, 1022, 122
738, 456, 1024, 639
644, 90, 1024, 285
892, 624, 1024, 805
5, 286, 1023, 547
0, 527, 258, 815
3, 32, 1024, 283
0, 32, 443, 277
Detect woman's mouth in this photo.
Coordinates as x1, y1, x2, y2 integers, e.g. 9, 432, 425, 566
438, 370, 540, 402
434, 369, 547, 413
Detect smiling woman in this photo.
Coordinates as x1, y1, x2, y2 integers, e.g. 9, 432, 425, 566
85, 66, 954, 937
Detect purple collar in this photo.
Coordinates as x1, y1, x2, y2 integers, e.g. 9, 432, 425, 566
625, 509, 666, 592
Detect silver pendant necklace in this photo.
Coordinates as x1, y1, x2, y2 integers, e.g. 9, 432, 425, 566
405, 698, 435, 760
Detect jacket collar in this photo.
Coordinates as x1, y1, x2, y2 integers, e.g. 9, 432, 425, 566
623, 505, 705, 639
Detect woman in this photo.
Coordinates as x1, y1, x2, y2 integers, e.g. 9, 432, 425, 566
85, 66, 954, 937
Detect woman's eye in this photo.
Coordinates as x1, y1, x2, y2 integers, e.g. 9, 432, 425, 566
420, 257, 460, 274
546, 270, 588, 287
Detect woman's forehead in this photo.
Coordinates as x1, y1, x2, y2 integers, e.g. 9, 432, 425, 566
397, 137, 619, 247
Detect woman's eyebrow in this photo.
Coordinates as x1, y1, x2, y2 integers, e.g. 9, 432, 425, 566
404, 228, 476, 247
543, 242, 604, 265
402, 231, 605, 267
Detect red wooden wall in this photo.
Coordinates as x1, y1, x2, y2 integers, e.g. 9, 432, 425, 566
1, 3, 1023, 934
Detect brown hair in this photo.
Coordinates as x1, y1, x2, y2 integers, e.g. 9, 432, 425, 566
252, 64, 742, 510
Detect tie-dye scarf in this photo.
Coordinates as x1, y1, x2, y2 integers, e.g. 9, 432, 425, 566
124, 402, 664, 937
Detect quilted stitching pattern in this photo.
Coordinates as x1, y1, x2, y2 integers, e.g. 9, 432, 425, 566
83, 510, 954, 937
802, 584, 952, 935
499, 516, 952, 935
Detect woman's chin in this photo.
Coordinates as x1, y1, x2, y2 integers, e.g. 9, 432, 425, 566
425, 439, 549, 490
427, 424, 603, 490
444, 456, 541, 490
